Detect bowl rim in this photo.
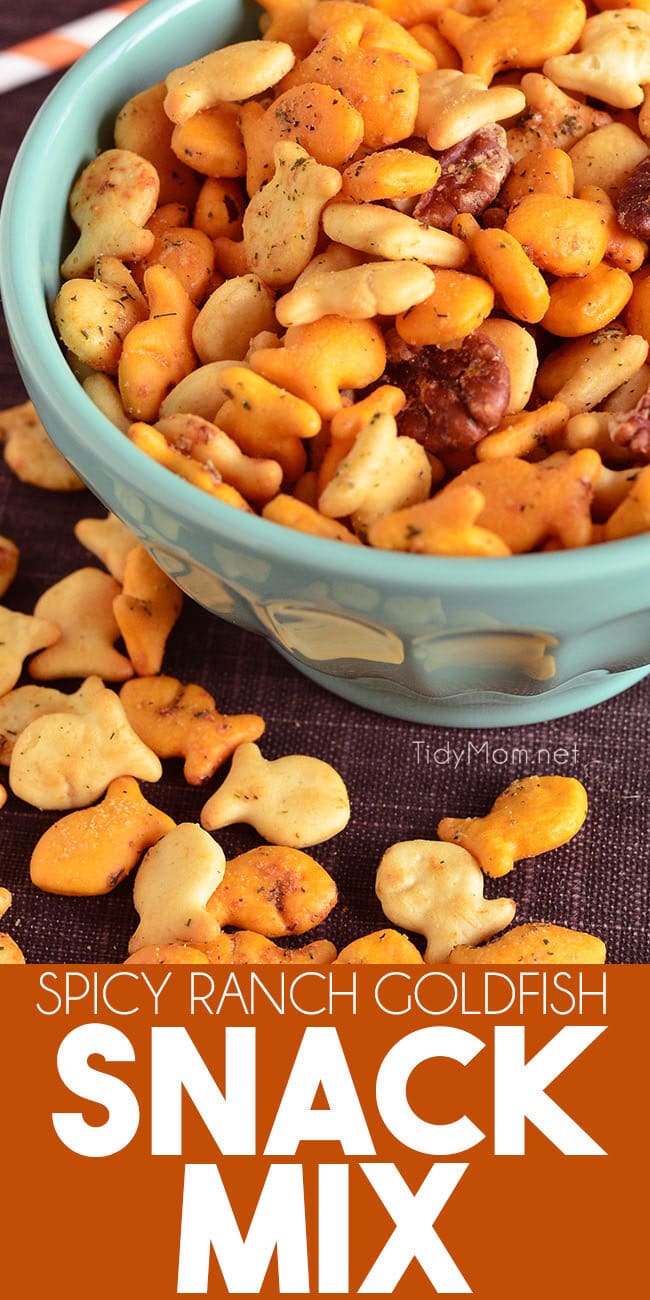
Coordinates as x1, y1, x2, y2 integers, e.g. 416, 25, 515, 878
2, 0, 650, 593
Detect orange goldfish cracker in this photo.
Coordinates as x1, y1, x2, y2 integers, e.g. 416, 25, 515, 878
129, 823, 225, 953
330, 386, 407, 438
569, 123, 649, 200
74, 513, 138, 584
263, 495, 361, 543
113, 546, 183, 677
171, 104, 246, 179
293, 470, 319, 508
193, 274, 276, 364
625, 271, 650, 342
244, 141, 342, 287
217, 365, 320, 481
475, 318, 538, 414
118, 265, 197, 423
10, 676, 162, 811
164, 40, 296, 124
125, 942, 210, 964
61, 148, 159, 278
334, 930, 424, 964
444, 451, 601, 552
212, 236, 250, 279
120, 675, 265, 785
30, 777, 175, 896
277, 260, 435, 328
0, 606, 60, 696
577, 185, 647, 273
323, 201, 467, 267
438, 775, 588, 878
438, 0, 586, 85
0, 890, 25, 965
157, 413, 283, 504
114, 80, 201, 206
29, 568, 132, 683
501, 147, 574, 209
54, 257, 148, 374
376, 839, 515, 962
240, 83, 364, 195
251, 317, 386, 420
542, 265, 634, 337
129, 422, 252, 509
193, 178, 245, 241
396, 269, 494, 346
604, 465, 650, 539
0, 400, 83, 491
449, 923, 606, 964
407, 24, 461, 69
504, 194, 608, 278
308, 1, 436, 73
134, 220, 215, 304
477, 402, 570, 461
467, 227, 551, 323
257, 0, 316, 56
0, 536, 19, 600
341, 148, 441, 202
543, 10, 650, 111
201, 741, 350, 846
368, 484, 511, 556
367, 0, 450, 20
506, 73, 611, 163
208, 845, 337, 936
200, 932, 337, 965
415, 69, 525, 149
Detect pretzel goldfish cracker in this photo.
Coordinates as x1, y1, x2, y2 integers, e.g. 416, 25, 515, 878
192, 275, 275, 363
322, 200, 467, 267
61, 149, 159, 279
438, 775, 589, 877
449, 923, 606, 964
0, 606, 61, 697
164, 40, 296, 124
207, 845, 338, 936
29, 568, 133, 683
243, 141, 342, 286
277, 260, 436, 328
415, 69, 526, 149
0, 401, 84, 491
129, 823, 225, 953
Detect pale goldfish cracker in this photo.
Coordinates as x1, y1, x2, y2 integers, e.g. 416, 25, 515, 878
30, 777, 175, 896
125, 942, 210, 965
0, 890, 25, 965
207, 845, 338, 936
477, 402, 570, 461
74, 513, 139, 584
277, 260, 436, 328
0, 400, 84, 491
251, 317, 386, 419
118, 265, 197, 423
322, 201, 466, 267
439, 775, 588, 878
291, 244, 368, 289
0, 537, 18, 600
334, 930, 424, 964
308, 1, 436, 72
217, 365, 320, 481
569, 123, 649, 199
318, 412, 432, 530
506, 73, 612, 163
341, 148, 441, 202
263, 495, 361, 543
156, 413, 283, 504
243, 141, 342, 287
501, 146, 574, 209
604, 465, 650, 539
192, 275, 276, 364
368, 484, 511, 556
445, 451, 601, 552
10, 676, 162, 811
201, 740, 350, 847
159, 361, 241, 420
170, 104, 246, 179
449, 923, 606, 964
199, 933, 337, 965
82, 374, 132, 434
54, 258, 148, 374
61, 149, 159, 279
246, 331, 282, 362
193, 178, 245, 240
0, 684, 95, 766
414, 69, 525, 149
543, 265, 634, 337
544, 10, 650, 110
0, 607, 60, 697
129, 823, 225, 953
114, 80, 201, 207
577, 184, 647, 273
29, 568, 133, 683
438, 0, 586, 84
547, 332, 650, 415
592, 465, 643, 519
504, 194, 608, 278
129, 422, 252, 509
407, 24, 461, 69
475, 319, 538, 414
376, 839, 515, 962
281, 16, 419, 149
603, 362, 650, 414
396, 269, 493, 347
113, 547, 183, 677
240, 82, 365, 195
164, 40, 296, 124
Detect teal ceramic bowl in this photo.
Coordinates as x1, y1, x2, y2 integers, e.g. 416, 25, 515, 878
2, 0, 650, 727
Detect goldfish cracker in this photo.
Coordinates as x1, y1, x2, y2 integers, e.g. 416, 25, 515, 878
318, 411, 431, 528
29, 568, 133, 683
277, 260, 436, 327
0, 606, 60, 697
501, 146, 574, 209
477, 401, 570, 461
539, 330, 650, 414
475, 319, 538, 414
118, 266, 197, 423
449, 923, 606, 964
323, 201, 467, 267
74, 513, 138, 583
207, 845, 337, 936
159, 362, 239, 421
125, 942, 210, 964
415, 69, 525, 149
407, 23, 461, 69
577, 185, 647, 272
439, 0, 586, 84
83, 374, 132, 435
625, 270, 650, 342
250, 317, 387, 420
0, 401, 84, 491
334, 930, 424, 963
113, 547, 183, 677
200, 933, 337, 964
263, 495, 362, 543
217, 365, 320, 480
506, 73, 612, 163
170, 104, 246, 179
368, 484, 511, 557
61, 149, 159, 279
212, 236, 250, 279
129, 824, 225, 953
240, 82, 365, 195
128, 422, 252, 509
193, 275, 276, 364
341, 148, 441, 202
309, 1, 436, 73
396, 269, 494, 346
504, 194, 608, 277
256, 0, 316, 57
543, 265, 633, 337
164, 40, 296, 123
592, 464, 643, 519
156, 412, 283, 503
460, 225, 549, 323
54, 258, 148, 374
134, 219, 215, 305
568, 123, 649, 199
438, 775, 588, 878
604, 465, 650, 539
114, 80, 201, 206
243, 142, 342, 286
543, 10, 650, 111
192, 178, 245, 241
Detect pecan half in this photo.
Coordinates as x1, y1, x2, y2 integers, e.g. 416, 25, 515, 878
617, 157, 650, 239
413, 125, 512, 232
382, 333, 511, 454
608, 390, 650, 461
